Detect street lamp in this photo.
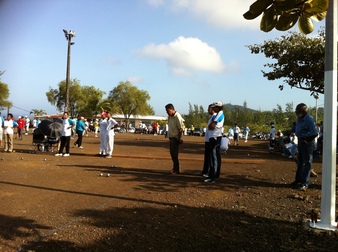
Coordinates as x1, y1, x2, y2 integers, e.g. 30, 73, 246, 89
63, 29, 75, 113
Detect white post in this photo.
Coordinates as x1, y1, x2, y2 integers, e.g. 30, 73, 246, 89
312, 0, 337, 231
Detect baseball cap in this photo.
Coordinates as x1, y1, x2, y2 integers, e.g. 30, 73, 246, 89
210, 101, 223, 107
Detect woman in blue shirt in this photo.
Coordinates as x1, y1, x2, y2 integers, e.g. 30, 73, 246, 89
74, 116, 86, 148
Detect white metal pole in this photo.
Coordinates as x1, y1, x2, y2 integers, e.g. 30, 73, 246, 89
312, 0, 337, 231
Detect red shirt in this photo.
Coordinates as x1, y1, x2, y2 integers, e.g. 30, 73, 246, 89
17, 118, 25, 129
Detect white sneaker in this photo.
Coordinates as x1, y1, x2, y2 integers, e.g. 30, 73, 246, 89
63, 153, 70, 157
55, 153, 62, 156
78, 146, 83, 149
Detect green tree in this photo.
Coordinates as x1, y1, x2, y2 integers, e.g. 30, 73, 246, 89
76, 86, 105, 117
108, 81, 153, 128
246, 29, 325, 96
31, 109, 47, 116
184, 103, 208, 128
0, 71, 12, 110
46, 79, 83, 116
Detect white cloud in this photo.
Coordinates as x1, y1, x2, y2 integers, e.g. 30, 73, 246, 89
148, 0, 260, 30
127, 76, 143, 83
137, 36, 226, 76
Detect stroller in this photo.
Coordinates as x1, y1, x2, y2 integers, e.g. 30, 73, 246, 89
32, 129, 59, 152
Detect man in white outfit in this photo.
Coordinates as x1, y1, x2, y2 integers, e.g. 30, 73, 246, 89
105, 111, 119, 158
99, 112, 108, 156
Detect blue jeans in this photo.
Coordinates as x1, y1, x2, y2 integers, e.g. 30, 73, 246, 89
295, 140, 314, 187
208, 136, 222, 180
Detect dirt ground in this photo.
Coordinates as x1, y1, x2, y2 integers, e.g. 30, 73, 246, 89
0, 132, 338, 252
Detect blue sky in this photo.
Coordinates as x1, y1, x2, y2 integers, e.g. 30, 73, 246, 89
0, 0, 325, 118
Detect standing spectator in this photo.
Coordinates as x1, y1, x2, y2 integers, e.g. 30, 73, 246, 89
74, 116, 86, 148
243, 125, 250, 142
190, 125, 195, 136
153, 121, 158, 135
269, 123, 277, 150
199, 104, 215, 177
165, 103, 184, 174
164, 123, 168, 138
55, 112, 75, 157
17, 116, 25, 140
84, 119, 89, 136
0, 114, 4, 149
105, 111, 119, 158
99, 112, 108, 156
24, 116, 30, 135
228, 127, 234, 144
291, 103, 318, 191
94, 119, 99, 137
204, 102, 224, 183
233, 123, 240, 146
32, 117, 37, 132
3, 113, 17, 153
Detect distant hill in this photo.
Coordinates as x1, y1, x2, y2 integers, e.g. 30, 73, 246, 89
223, 103, 257, 113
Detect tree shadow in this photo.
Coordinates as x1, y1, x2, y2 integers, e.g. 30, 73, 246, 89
17, 206, 338, 252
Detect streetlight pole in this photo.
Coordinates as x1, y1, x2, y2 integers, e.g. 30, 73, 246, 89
63, 29, 75, 113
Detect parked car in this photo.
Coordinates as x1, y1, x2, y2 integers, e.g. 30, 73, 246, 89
193, 128, 204, 136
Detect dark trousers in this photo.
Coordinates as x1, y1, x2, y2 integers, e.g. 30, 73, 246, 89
75, 130, 83, 147
59, 136, 71, 154
295, 140, 314, 187
169, 137, 180, 172
209, 136, 222, 180
202, 141, 210, 174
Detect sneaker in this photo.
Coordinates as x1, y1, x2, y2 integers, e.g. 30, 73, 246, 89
63, 153, 70, 157
78, 146, 83, 149
288, 155, 293, 159
74, 143, 78, 147
299, 186, 307, 191
198, 172, 209, 177
105, 155, 112, 158
204, 178, 215, 183
55, 153, 62, 156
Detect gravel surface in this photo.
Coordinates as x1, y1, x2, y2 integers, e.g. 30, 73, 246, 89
0, 133, 337, 252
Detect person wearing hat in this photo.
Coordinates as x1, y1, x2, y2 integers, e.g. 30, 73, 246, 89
204, 101, 224, 183
291, 103, 318, 191
98, 111, 108, 156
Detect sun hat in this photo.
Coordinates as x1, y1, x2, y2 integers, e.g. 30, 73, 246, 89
210, 101, 223, 107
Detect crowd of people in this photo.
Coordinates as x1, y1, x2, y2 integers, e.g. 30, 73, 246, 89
0, 102, 322, 190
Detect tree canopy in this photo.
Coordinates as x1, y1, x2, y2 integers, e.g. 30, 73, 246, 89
107, 81, 153, 125
46, 79, 105, 117
246, 28, 325, 96
0, 71, 12, 110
